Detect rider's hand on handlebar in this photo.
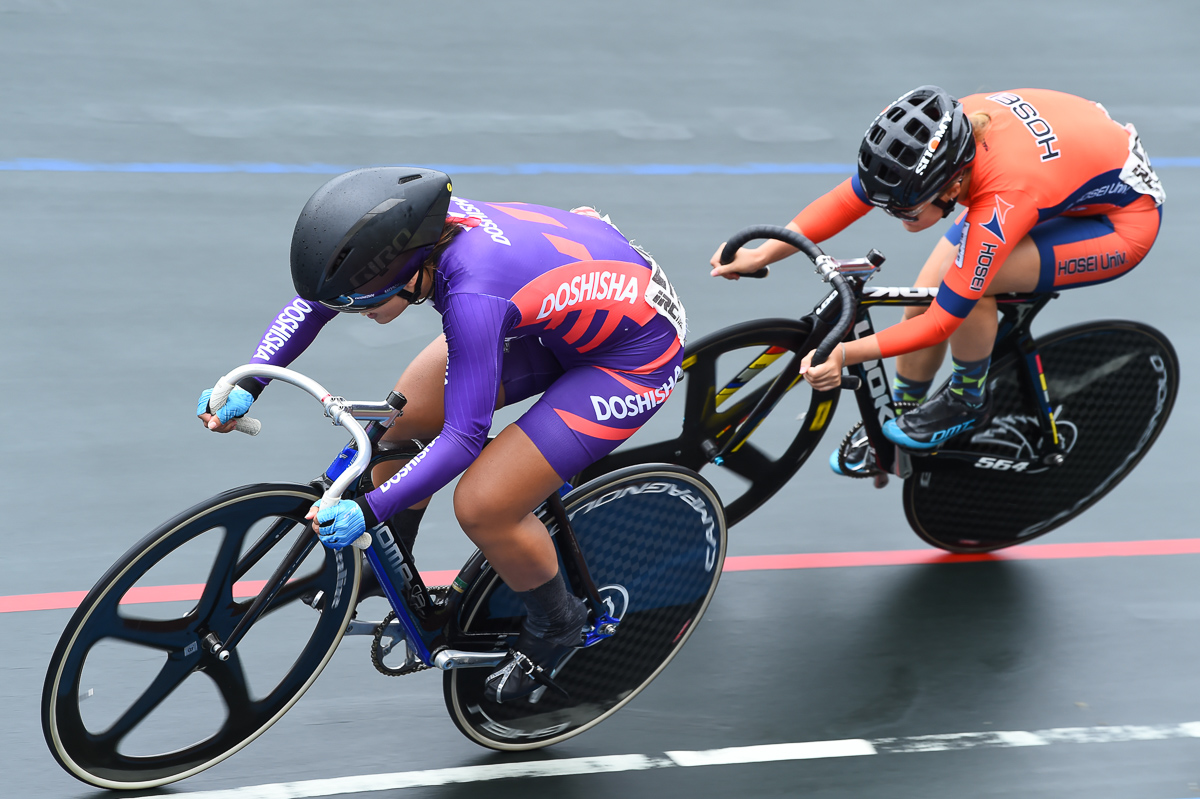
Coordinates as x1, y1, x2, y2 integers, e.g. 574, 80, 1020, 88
197, 386, 254, 433
709, 242, 767, 280
307, 500, 367, 550
799, 347, 845, 392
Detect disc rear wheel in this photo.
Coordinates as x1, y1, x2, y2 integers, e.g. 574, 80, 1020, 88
905, 322, 1178, 552
444, 465, 727, 750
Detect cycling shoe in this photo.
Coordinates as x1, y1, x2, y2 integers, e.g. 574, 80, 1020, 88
883, 388, 991, 450
484, 606, 587, 704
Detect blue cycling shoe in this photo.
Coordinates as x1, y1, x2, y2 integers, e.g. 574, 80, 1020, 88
882, 388, 991, 450
830, 401, 921, 477
829, 426, 873, 477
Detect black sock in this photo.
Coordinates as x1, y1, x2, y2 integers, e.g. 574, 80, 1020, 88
518, 569, 586, 644
385, 507, 426, 553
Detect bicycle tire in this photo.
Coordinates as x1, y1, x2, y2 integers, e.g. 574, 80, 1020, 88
905, 321, 1179, 552
443, 464, 727, 750
579, 319, 837, 526
42, 483, 360, 790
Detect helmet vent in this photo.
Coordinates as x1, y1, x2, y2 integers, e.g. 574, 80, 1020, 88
922, 99, 944, 121
888, 140, 918, 168
877, 164, 900, 187
328, 247, 352, 276
886, 106, 906, 122
398, 174, 422, 185
869, 126, 887, 145
906, 118, 931, 143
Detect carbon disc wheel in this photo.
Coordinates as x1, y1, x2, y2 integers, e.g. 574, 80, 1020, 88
443, 465, 726, 750
905, 321, 1179, 552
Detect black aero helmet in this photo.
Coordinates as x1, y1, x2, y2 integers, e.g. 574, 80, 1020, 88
858, 86, 975, 219
291, 166, 453, 311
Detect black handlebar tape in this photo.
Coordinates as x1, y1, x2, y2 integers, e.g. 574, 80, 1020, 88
743, 268, 770, 278
811, 273, 855, 366
840, 375, 862, 391
719, 224, 825, 265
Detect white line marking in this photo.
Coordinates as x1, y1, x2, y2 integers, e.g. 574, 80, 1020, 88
666, 739, 875, 766
143, 755, 673, 799
143, 722, 1200, 798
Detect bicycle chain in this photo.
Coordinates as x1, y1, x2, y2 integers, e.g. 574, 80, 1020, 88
369, 586, 450, 677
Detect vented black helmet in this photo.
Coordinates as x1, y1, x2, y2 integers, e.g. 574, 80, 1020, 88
858, 86, 975, 219
291, 166, 453, 311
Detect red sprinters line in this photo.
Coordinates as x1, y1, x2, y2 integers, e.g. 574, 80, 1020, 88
4, 541, 1200, 615
0, 569, 461, 615
720, 538, 1200, 572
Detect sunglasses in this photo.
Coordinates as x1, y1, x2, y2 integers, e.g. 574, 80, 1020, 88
319, 283, 416, 313
883, 199, 935, 222
318, 266, 427, 313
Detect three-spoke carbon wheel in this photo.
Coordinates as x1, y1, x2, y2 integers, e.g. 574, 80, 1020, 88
906, 321, 1179, 552
41, 483, 360, 790
444, 465, 727, 750
580, 319, 837, 525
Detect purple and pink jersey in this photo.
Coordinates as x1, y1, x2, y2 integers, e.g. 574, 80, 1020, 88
241, 199, 686, 525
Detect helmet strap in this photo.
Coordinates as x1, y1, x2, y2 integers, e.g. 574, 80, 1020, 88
932, 197, 958, 219
395, 265, 429, 305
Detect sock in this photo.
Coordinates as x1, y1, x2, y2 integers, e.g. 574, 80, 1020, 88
385, 507, 426, 553
892, 373, 933, 405
518, 569, 586, 644
949, 356, 990, 406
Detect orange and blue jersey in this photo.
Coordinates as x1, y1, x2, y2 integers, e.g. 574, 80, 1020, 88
789, 89, 1165, 358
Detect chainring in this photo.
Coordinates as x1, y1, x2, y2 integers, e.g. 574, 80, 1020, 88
369, 586, 450, 677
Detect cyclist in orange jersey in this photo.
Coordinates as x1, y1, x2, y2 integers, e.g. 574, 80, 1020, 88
711, 86, 1164, 470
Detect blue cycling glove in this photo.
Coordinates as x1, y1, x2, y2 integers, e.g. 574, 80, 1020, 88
197, 386, 255, 424
312, 500, 367, 550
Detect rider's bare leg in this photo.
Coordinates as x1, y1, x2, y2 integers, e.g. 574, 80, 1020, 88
946, 236, 1042, 362
366, 334, 503, 552
453, 423, 564, 592
892, 237, 957, 384
893, 235, 1043, 380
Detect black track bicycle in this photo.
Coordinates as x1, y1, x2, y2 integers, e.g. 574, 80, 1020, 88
42, 365, 727, 790
581, 225, 1177, 552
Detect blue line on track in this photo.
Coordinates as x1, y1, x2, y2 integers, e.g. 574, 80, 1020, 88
4, 158, 1196, 175
0, 159, 855, 175
2, 155, 1190, 173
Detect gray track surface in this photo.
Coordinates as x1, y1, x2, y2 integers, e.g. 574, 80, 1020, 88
3, 1, 1199, 797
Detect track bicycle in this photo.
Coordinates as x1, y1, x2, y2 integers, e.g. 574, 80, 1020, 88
582, 225, 1178, 552
41, 365, 727, 790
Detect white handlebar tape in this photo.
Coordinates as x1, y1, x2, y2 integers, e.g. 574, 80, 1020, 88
209, 379, 262, 436
234, 416, 262, 436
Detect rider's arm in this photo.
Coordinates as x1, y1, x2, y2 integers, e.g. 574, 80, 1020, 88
356, 292, 511, 526
237, 297, 338, 397
873, 192, 1038, 358
789, 175, 874, 243
712, 177, 872, 276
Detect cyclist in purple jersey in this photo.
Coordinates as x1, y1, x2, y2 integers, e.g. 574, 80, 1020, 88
197, 167, 686, 702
